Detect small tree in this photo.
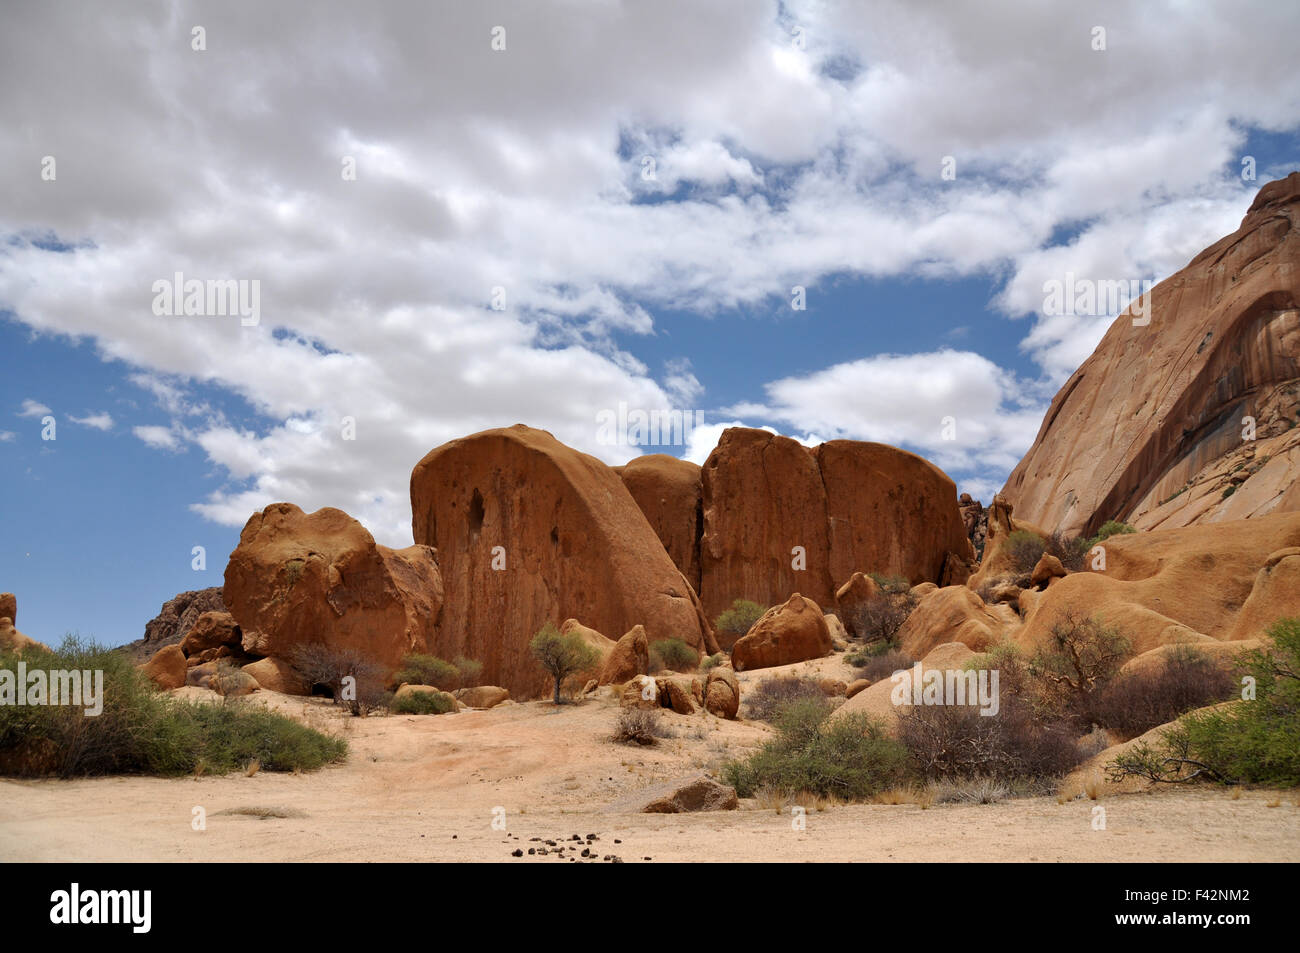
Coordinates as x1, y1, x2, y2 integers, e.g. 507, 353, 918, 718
529, 623, 600, 704
287, 643, 385, 716
1030, 611, 1130, 724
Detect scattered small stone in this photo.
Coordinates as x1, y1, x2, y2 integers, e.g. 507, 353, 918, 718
511, 849, 523, 857
528, 848, 536, 855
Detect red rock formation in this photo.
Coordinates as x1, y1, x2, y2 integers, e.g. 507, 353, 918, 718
731, 592, 832, 670
617, 454, 703, 592
223, 503, 441, 674
410, 425, 717, 699
123, 587, 225, 662
1004, 173, 1300, 537
699, 428, 972, 621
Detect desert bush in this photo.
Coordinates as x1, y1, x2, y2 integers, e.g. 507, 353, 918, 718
714, 599, 766, 639
1086, 520, 1137, 548
1091, 646, 1236, 740
896, 698, 1083, 782
722, 699, 908, 800
851, 591, 918, 645
287, 643, 386, 716
648, 638, 699, 672
1029, 610, 1131, 725
1044, 532, 1089, 572
529, 623, 600, 704
391, 690, 456, 715
846, 647, 915, 684
1004, 530, 1047, 573
699, 653, 725, 672
612, 707, 667, 745
1113, 618, 1300, 786
867, 573, 912, 595
0, 637, 347, 777
743, 675, 829, 722
392, 653, 483, 691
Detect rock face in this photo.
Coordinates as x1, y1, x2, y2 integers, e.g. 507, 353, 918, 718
223, 503, 442, 676
124, 587, 225, 662
704, 666, 740, 719
731, 593, 833, 671
898, 586, 1006, 659
410, 425, 716, 699
1003, 173, 1300, 538
1013, 511, 1300, 655
618, 454, 703, 592
699, 428, 972, 621
179, 611, 243, 660
0, 593, 15, 624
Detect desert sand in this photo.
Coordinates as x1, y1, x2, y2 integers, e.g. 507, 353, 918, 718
2, 656, 1296, 863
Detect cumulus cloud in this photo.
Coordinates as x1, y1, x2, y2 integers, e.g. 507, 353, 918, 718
16, 399, 52, 418
1, 0, 1297, 539
69, 412, 114, 431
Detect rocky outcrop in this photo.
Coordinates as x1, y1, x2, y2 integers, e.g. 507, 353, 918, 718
224, 503, 442, 676
617, 454, 703, 592
1003, 173, 1300, 538
699, 428, 972, 621
411, 425, 716, 699
0, 594, 45, 654
731, 593, 833, 670
1013, 511, 1300, 655
704, 666, 740, 719
898, 586, 1006, 658
123, 587, 225, 662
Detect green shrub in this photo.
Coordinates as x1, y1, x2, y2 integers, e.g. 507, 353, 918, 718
0, 637, 346, 777
1091, 645, 1236, 741
648, 638, 699, 672
1004, 530, 1047, 573
1086, 520, 1137, 548
722, 699, 908, 800
1029, 611, 1131, 726
529, 623, 601, 704
850, 591, 917, 644
743, 675, 828, 722
846, 648, 915, 683
867, 574, 912, 595
714, 599, 766, 639
699, 653, 725, 672
391, 690, 456, 715
393, 653, 475, 689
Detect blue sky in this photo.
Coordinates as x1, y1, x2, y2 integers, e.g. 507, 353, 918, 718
2, 1, 1299, 649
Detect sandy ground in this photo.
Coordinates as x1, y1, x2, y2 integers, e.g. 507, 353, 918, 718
2, 656, 1298, 862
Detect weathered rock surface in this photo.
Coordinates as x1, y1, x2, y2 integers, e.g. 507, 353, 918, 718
411, 425, 716, 698
618, 454, 703, 592
453, 685, 511, 709
704, 666, 740, 719
833, 642, 977, 731
597, 624, 650, 686
142, 644, 187, 690
224, 503, 442, 676
898, 586, 1006, 658
731, 593, 832, 670
179, 610, 243, 658
124, 587, 225, 662
699, 429, 972, 621
1003, 173, 1300, 538
642, 776, 739, 813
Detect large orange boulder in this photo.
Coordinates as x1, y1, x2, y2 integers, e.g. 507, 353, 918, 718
598, 624, 650, 686
731, 593, 833, 670
0, 593, 15, 624
223, 503, 442, 676
179, 610, 243, 658
410, 425, 717, 699
699, 428, 971, 622
618, 454, 704, 592
898, 586, 1006, 658
142, 645, 187, 690
1003, 173, 1300, 538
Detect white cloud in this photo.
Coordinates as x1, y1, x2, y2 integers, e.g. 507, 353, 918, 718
16, 399, 52, 418
133, 425, 181, 451
69, 411, 114, 431
1, 0, 1297, 535
0, 431, 15, 442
